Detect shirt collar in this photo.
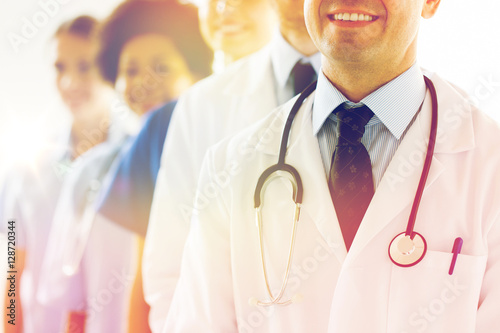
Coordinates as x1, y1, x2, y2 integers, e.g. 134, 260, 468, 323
270, 30, 321, 89
312, 63, 426, 139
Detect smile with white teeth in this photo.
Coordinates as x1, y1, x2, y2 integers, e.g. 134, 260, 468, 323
332, 13, 374, 21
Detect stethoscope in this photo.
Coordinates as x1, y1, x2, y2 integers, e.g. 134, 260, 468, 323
251, 76, 438, 307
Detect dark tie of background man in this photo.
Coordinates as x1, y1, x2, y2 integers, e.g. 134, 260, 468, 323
292, 61, 317, 96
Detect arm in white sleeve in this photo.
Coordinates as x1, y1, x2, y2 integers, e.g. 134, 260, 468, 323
163, 146, 236, 333
475, 210, 500, 332
142, 95, 205, 333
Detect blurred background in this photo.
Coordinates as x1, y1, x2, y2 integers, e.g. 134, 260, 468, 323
0, 0, 499, 176
1, 0, 124, 179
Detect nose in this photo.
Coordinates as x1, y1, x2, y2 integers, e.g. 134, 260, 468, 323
129, 72, 145, 90
59, 71, 81, 91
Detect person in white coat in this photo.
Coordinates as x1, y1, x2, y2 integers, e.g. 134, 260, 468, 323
143, 0, 320, 331
0, 16, 117, 333
164, 0, 500, 332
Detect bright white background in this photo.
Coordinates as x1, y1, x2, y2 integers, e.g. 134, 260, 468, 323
0, 0, 126, 179
0, 0, 499, 177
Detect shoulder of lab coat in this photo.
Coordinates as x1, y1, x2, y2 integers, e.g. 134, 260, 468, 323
37, 137, 138, 331
36, 116, 135, 306
143, 45, 280, 333
0, 136, 71, 251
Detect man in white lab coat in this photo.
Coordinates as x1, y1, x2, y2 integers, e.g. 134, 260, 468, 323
163, 0, 500, 332
143, 1, 320, 331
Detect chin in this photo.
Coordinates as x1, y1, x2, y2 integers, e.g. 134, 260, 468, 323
323, 40, 368, 60
68, 104, 87, 117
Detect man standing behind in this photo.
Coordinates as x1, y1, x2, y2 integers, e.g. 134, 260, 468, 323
143, 1, 319, 332
164, 0, 500, 332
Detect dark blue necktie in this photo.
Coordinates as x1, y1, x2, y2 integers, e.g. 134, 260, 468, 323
292, 62, 316, 95
328, 104, 375, 251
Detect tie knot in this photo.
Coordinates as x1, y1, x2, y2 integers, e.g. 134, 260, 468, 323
335, 105, 374, 145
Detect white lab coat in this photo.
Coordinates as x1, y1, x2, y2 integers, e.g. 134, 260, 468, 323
0, 152, 67, 333
31, 109, 139, 332
144, 45, 280, 332
38, 138, 138, 333
163, 74, 500, 333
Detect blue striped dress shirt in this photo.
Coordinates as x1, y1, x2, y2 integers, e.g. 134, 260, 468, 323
313, 63, 427, 188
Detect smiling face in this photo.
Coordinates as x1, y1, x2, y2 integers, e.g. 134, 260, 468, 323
305, 0, 440, 75
55, 32, 110, 118
115, 33, 193, 115
199, 0, 277, 61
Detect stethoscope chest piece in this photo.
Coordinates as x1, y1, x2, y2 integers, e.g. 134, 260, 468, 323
389, 232, 427, 267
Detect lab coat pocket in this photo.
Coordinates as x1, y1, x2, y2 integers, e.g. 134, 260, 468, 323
387, 250, 486, 333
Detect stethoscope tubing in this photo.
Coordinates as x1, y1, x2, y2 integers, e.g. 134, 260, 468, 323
405, 76, 438, 238
253, 80, 317, 208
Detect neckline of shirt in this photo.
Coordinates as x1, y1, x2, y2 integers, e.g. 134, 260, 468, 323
270, 30, 321, 89
312, 63, 427, 140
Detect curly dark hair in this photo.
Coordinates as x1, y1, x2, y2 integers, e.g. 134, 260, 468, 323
55, 15, 99, 39
97, 0, 213, 84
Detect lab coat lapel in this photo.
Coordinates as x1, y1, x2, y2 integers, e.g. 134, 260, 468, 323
346, 74, 475, 264
269, 94, 348, 264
